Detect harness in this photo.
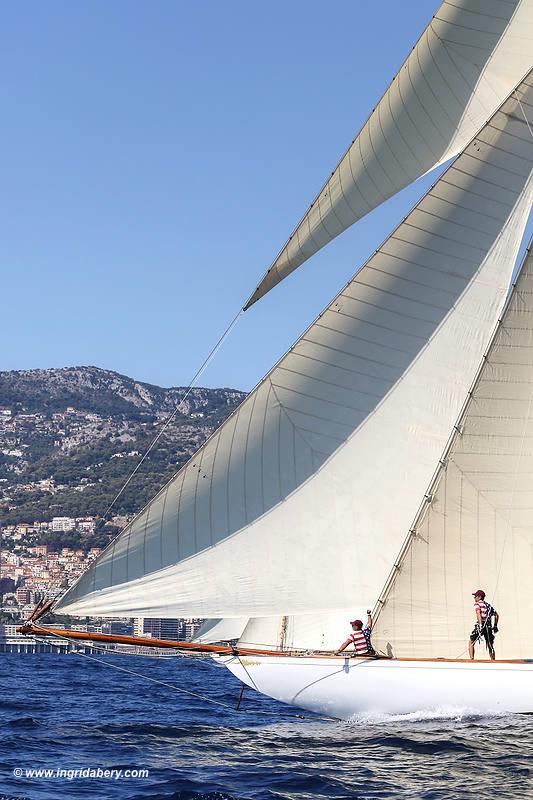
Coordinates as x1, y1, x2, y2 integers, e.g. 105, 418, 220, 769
483, 602, 495, 626
475, 600, 496, 645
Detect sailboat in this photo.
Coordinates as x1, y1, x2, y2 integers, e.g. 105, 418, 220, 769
21, 0, 533, 718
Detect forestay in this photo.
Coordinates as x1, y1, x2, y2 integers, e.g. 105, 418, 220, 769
246, 0, 533, 308
373, 245, 533, 660
55, 72, 533, 620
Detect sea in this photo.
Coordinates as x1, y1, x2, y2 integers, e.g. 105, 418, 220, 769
1, 653, 532, 800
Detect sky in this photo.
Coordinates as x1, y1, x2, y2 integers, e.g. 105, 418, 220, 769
3, 1, 532, 392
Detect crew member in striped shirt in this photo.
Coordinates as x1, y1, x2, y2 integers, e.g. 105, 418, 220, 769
337, 610, 374, 656
468, 589, 499, 660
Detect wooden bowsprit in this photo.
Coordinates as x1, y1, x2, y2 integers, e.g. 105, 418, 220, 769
16, 623, 328, 658
26, 598, 55, 624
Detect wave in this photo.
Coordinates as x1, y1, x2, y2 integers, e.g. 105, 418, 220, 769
140, 793, 240, 800
8, 716, 43, 729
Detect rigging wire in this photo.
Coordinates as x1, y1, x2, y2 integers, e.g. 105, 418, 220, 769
518, 97, 533, 141
98, 308, 244, 527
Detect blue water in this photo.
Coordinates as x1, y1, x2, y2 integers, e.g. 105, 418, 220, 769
1, 653, 533, 800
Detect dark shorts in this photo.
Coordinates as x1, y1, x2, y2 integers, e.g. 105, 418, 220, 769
470, 625, 494, 646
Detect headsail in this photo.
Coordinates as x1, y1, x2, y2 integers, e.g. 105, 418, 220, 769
245, 0, 533, 308
54, 72, 533, 620
238, 612, 355, 652
373, 243, 533, 660
192, 617, 248, 644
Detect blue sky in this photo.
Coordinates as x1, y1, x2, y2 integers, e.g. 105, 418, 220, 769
3, 1, 532, 391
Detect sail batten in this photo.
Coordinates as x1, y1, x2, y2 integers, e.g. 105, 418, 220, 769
245, 0, 533, 308
54, 72, 533, 620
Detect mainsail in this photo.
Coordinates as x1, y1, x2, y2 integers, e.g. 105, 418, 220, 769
246, 0, 533, 308
55, 72, 533, 621
373, 243, 533, 660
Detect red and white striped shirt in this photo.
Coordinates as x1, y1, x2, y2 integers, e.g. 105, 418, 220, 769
474, 600, 488, 621
350, 629, 370, 655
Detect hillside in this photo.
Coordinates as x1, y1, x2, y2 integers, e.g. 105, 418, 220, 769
0, 367, 246, 539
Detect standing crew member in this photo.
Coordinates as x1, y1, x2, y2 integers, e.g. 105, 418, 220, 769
469, 589, 499, 660
337, 610, 374, 656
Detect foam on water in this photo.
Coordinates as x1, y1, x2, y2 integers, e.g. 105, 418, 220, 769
346, 705, 514, 726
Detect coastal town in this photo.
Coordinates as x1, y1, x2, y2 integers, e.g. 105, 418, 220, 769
2, 3, 532, 797
0, 368, 244, 653
0, 514, 204, 653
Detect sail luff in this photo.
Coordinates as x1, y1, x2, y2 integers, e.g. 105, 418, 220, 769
245, 0, 533, 308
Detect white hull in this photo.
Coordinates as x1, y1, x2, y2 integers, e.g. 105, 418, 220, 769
215, 655, 533, 719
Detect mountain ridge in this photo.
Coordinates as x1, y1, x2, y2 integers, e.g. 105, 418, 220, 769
0, 366, 246, 536
0, 365, 243, 417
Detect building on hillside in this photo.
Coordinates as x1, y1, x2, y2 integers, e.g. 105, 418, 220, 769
133, 617, 203, 641
52, 517, 75, 532
102, 619, 134, 636
76, 517, 95, 532
182, 618, 203, 640
16, 588, 30, 605
28, 545, 48, 557
133, 618, 180, 640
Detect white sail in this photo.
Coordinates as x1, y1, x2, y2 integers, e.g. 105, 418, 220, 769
373, 244, 533, 660
238, 611, 355, 651
54, 73, 533, 620
237, 616, 285, 651
245, 0, 533, 308
192, 617, 248, 644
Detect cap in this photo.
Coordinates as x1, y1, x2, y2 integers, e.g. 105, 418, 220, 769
350, 619, 363, 628
472, 589, 485, 599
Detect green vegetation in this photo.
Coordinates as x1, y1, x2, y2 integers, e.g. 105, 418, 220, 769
0, 367, 245, 543
0, 611, 19, 624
